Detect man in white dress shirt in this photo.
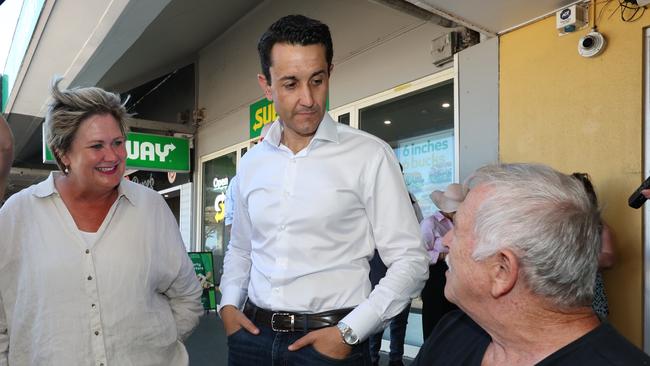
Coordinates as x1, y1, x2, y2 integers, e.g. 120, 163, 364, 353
219, 14, 429, 365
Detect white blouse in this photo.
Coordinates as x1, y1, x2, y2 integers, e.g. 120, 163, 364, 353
0, 172, 203, 366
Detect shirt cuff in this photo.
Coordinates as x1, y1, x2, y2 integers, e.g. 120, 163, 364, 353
339, 301, 383, 342
217, 286, 247, 316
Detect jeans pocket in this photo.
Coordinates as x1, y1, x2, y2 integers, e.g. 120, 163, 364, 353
308, 345, 364, 365
226, 327, 245, 343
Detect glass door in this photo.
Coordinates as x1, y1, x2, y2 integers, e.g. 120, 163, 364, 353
200, 152, 236, 286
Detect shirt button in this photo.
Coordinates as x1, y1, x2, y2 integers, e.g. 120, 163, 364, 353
280, 225, 286, 231
87, 275, 93, 280
85, 249, 90, 254
91, 304, 96, 308
94, 331, 99, 336
100, 363, 105, 366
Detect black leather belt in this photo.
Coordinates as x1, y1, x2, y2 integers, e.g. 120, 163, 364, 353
243, 301, 352, 332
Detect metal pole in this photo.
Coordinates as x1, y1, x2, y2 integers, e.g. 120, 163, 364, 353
642, 28, 650, 353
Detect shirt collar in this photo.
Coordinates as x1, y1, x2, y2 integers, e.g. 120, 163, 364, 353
263, 112, 339, 148
32, 172, 58, 198
33, 171, 137, 206
313, 113, 339, 143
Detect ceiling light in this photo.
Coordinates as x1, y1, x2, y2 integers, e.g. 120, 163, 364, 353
384, 120, 392, 125
441, 102, 451, 108
164, 194, 169, 198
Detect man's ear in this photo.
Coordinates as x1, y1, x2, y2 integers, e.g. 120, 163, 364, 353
489, 249, 519, 298
257, 74, 273, 101
328, 63, 334, 76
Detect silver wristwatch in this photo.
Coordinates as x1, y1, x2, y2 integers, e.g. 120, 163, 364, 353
336, 321, 359, 346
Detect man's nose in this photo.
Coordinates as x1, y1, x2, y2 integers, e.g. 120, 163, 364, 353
299, 85, 314, 107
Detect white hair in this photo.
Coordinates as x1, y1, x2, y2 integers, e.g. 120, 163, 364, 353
467, 163, 601, 309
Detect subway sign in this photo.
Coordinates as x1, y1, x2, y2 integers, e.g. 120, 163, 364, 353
249, 96, 329, 139
43, 131, 191, 172
249, 98, 276, 139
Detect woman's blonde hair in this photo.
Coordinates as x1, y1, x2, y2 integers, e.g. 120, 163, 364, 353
44, 77, 130, 173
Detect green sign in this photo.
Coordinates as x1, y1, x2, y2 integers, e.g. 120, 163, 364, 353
188, 252, 217, 310
43, 131, 191, 172
249, 96, 330, 139
249, 98, 276, 139
1, 74, 7, 113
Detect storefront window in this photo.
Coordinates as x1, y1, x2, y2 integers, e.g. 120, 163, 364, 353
359, 80, 454, 219
357, 78, 454, 351
201, 152, 236, 285
338, 112, 350, 125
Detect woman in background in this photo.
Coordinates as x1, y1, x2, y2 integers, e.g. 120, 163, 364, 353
420, 183, 467, 339
572, 172, 616, 320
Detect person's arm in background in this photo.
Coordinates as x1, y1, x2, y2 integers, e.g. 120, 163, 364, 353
598, 222, 616, 270
0, 115, 13, 199
410, 192, 424, 223
219, 178, 259, 336
224, 175, 237, 245
420, 217, 438, 265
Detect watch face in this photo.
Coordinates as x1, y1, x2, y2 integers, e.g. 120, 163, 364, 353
345, 332, 359, 345
337, 323, 359, 345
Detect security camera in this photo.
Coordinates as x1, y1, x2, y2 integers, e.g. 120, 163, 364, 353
578, 31, 606, 58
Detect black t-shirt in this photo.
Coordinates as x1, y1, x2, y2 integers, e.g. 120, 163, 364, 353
412, 310, 650, 366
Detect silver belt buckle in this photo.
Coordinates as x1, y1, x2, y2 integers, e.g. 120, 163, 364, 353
271, 312, 294, 332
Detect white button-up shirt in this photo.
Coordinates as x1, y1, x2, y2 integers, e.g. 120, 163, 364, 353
0, 173, 203, 366
220, 113, 429, 340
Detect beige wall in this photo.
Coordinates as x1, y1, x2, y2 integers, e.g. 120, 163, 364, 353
196, 0, 452, 157
500, 4, 650, 346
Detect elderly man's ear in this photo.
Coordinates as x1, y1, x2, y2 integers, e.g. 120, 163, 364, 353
489, 250, 519, 298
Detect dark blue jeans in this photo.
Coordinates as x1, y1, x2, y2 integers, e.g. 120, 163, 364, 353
227, 324, 371, 366
368, 304, 410, 363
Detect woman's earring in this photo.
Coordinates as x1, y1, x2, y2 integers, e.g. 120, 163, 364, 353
64, 166, 69, 174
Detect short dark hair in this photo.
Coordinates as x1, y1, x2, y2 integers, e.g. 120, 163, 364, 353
257, 14, 333, 85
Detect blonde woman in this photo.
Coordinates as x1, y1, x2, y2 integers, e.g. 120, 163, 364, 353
0, 79, 202, 365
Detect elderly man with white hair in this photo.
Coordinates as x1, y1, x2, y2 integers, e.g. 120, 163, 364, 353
413, 163, 650, 365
